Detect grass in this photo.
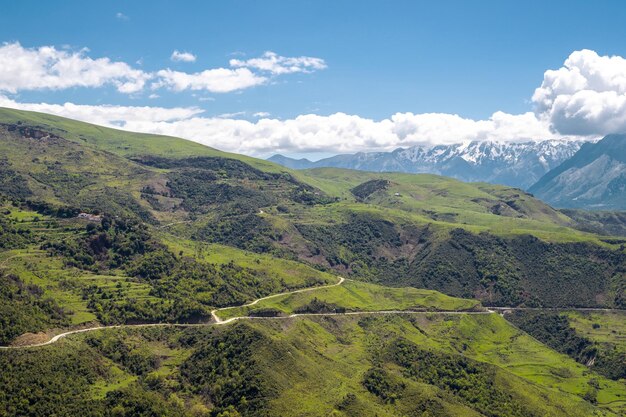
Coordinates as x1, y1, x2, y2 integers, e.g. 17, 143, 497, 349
243, 314, 624, 416
158, 234, 337, 289
440, 314, 626, 413
566, 310, 626, 347
1, 106, 618, 247
0, 106, 286, 173
217, 279, 481, 320
297, 168, 617, 246
1, 107, 625, 416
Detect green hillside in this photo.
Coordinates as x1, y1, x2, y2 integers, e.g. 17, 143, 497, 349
0, 107, 625, 417
1, 315, 625, 416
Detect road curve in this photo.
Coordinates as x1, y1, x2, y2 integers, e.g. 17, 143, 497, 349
2, 276, 623, 350
211, 276, 345, 323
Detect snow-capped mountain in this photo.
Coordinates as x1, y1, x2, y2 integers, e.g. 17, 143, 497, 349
268, 140, 587, 189
529, 135, 626, 210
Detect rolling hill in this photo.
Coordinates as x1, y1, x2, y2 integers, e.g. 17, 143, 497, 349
0, 107, 625, 417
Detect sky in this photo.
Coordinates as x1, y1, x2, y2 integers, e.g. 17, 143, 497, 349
2, 0, 626, 159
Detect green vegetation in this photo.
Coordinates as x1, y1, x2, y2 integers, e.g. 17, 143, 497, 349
1, 108, 624, 311
0, 202, 337, 340
1, 107, 626, 416
217, 280, 480, 321
509, 310, 626, 381
2, 314, 625, 416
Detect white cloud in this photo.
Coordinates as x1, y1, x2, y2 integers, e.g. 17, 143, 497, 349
0, 95, 560, 156
10, 47, 626, 155
170, 50, 196, 63
0, 95, 202, 127
116, 12, 129, 21
230, 51, 327, 75
154, 68, 267, 93
217, 111, 246, 118
533, 49, 626, 135
0, 43, 324, 95
0, 42, 149, 93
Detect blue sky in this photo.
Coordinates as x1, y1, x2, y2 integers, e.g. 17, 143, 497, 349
2, 0, 626, 158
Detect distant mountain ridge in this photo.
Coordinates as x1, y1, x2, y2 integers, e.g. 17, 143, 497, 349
529, 134, 626, 210
269, 140, 586, 189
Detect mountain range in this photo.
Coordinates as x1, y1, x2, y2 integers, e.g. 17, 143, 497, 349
530, 134, 626, 210
269, 140, 586, 189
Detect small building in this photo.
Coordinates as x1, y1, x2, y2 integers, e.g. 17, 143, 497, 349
78, 212, 102, 222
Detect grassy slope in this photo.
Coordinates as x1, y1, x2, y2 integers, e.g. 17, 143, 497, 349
0, 107, 624, 416
0, 204, 337, 331
0, 107, 283, 173
2, 314, 623, 416
217, 279, 480, 320
1, 107, 618, 246
0, 107, 622, 311
157, 233, 338, 290
566, 310, 626, 347
298, 167, 614, 244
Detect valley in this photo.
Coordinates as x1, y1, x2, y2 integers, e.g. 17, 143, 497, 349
0, 107, 624, 417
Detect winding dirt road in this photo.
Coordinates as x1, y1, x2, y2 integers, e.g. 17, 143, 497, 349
1, 276, 623, 349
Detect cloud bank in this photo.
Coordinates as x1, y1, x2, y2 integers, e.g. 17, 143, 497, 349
0, 94, 555, 155
1, 47, 626, 155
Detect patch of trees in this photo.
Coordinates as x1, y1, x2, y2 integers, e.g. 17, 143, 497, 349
0, 212, 32, 249
362, 367, 404, 403
350, 179, 390, 200
388, 338, 534, 417
30, 162, 95, 201
0, 157, 32, 199
24, 199, 82, 218
43, 216, 160, 272
0, 345, 106, 416
197, 214, 280, 254
166, 172, 275, 213
180, 324, 276, 416
0, 339, 188, 416
562, 208, 626, 237
295, 213, 626, 308
77, 186, 155, 223
85, 332, 160, 376
131, 155, 272, 180
0, 272, 68, 344
293, 298, 346, 314
135, 155, 332, 215
248, 307, 283, 317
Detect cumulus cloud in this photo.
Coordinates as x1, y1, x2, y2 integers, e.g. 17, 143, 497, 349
0, 42, 149, 93
170, 50, 196, 63
230, 51, 327, 75
533, 49, 626, 135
